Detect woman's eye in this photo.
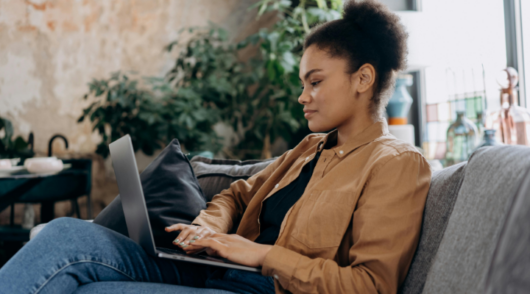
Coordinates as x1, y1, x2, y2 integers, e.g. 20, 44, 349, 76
301, 81, 320, 90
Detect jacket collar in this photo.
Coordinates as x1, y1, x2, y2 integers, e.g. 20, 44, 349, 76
316, 121, 389, 158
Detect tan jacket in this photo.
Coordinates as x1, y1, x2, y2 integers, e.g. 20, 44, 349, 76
192, 121, 432, 294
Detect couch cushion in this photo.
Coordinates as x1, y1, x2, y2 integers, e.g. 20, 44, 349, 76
485, 167, 530, 294
93, 139, 207, 248
399, 162, 467, 294
190, 156, 275, 202
422, 145, 530, 294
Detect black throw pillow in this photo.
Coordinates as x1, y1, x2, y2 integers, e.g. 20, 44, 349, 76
93, 139, 207, 248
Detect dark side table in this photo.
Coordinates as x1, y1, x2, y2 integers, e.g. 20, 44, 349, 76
0, 159, 92, 242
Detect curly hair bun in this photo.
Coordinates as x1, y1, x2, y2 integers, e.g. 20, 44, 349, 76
303, 0, 409, 119
342, 0, 408, 72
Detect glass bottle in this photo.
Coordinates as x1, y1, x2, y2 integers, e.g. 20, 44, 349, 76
489, 67, 530, 146
474, 129, 503, 152
476, 111, 485, 142
445, 111, 478, 166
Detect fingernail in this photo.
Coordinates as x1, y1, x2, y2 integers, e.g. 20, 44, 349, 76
189, 240, 195, 243
182, 245, 188, 248
193, 236, 199, 240
179, 242, 185, 246
175, 238, 180, 243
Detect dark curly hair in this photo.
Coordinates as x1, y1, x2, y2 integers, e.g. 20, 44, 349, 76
303, 0, 408, 120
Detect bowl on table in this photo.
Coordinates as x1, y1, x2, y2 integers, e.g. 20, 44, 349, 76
24, 157, 63, 174
0, 159, 12, 170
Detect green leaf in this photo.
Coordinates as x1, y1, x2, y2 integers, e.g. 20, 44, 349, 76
316, 0, 327, 9
166, 40, 179, 52
1, 118, 14, 143
258, 0, 269, 16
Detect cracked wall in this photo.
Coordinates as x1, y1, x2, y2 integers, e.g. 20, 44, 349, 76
0, 0, 275, 224
0, 0, 273, 155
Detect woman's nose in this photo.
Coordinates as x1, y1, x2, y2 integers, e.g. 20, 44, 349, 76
298, 91, 310, 105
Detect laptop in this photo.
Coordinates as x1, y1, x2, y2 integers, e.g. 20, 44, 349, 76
109, 135, 261, 272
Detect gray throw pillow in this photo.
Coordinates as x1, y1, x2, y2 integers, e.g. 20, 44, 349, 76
93, 139, 206, 248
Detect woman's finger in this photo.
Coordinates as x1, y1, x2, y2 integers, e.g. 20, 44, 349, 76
193, 237, 221, 249
186, 228, 206, 245
173, 227, 194, 247
178, 227, 203, 247
165, 223, 187, 233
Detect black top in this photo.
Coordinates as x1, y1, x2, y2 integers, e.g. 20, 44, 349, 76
254, 151, 322, 245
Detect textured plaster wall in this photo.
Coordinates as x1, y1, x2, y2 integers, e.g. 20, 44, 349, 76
0, 0, 272, 154
0, 0, 275, 224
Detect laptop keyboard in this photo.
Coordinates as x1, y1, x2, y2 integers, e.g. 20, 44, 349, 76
156, 247, 187, 255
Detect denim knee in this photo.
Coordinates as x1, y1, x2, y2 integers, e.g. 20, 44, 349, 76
40, 217, 90, 238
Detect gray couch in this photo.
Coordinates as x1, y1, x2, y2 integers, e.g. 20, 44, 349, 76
30, 145, 530, 293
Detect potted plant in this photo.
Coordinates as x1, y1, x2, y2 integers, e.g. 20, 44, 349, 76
0, 117, 34, 161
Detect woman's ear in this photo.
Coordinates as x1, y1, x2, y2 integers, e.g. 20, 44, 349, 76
354, 63, 376, 94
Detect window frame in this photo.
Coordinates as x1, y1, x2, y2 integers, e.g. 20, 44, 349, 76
504, 0, 527, 107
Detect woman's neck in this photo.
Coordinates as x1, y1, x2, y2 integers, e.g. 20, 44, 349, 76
335, 115, 377, 147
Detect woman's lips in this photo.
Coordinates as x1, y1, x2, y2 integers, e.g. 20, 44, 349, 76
303, 110, 317, 118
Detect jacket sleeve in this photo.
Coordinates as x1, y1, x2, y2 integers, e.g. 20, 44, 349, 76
191, 150, 292, 234
261, 151, 432, 294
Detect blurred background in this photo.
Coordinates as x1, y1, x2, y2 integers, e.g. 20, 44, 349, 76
1, 0, 529, 263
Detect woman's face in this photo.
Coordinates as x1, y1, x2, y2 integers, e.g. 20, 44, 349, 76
298, 45, 374, 133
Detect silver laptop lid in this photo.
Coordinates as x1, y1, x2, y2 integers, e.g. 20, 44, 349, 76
109, 135, 157, 256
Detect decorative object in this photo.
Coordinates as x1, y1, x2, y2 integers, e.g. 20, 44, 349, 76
388, 124, 415, 146
387, 74, 414, 125
475, 111, 485, 141
422, 66, 487, 161
445, 111, 478, 166
24, 157, 63, 174
486, 67, 530, 146
0, 159, 11, 170
474, 129, 503, 152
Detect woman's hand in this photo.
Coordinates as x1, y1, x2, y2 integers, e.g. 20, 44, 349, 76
189, 233, 272, 267
165, 224, 216, 254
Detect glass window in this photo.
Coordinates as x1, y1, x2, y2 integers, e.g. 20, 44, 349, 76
414, 0, 507, 160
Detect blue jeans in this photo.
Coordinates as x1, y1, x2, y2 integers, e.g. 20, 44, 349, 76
0, 217, 275, 294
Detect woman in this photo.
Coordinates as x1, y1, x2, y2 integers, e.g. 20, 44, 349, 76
0, 1, 431, 293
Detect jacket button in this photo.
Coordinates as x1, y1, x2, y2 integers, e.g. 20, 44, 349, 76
339, 150, 344, 155
274, 274, 279, 280
275, 184, 279, 189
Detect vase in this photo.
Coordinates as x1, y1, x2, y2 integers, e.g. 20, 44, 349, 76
445, 111, 478, 166
489, 67, 530, 146
386, 74, 413, 125
474, 129, 503, 152
476, 111, 485, 141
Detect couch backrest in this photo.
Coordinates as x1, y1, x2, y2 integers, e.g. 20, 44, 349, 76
421, 145, 530, 294
190, 156, 275, 202
399, 161, 467, 294
484, 167, 530, 293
